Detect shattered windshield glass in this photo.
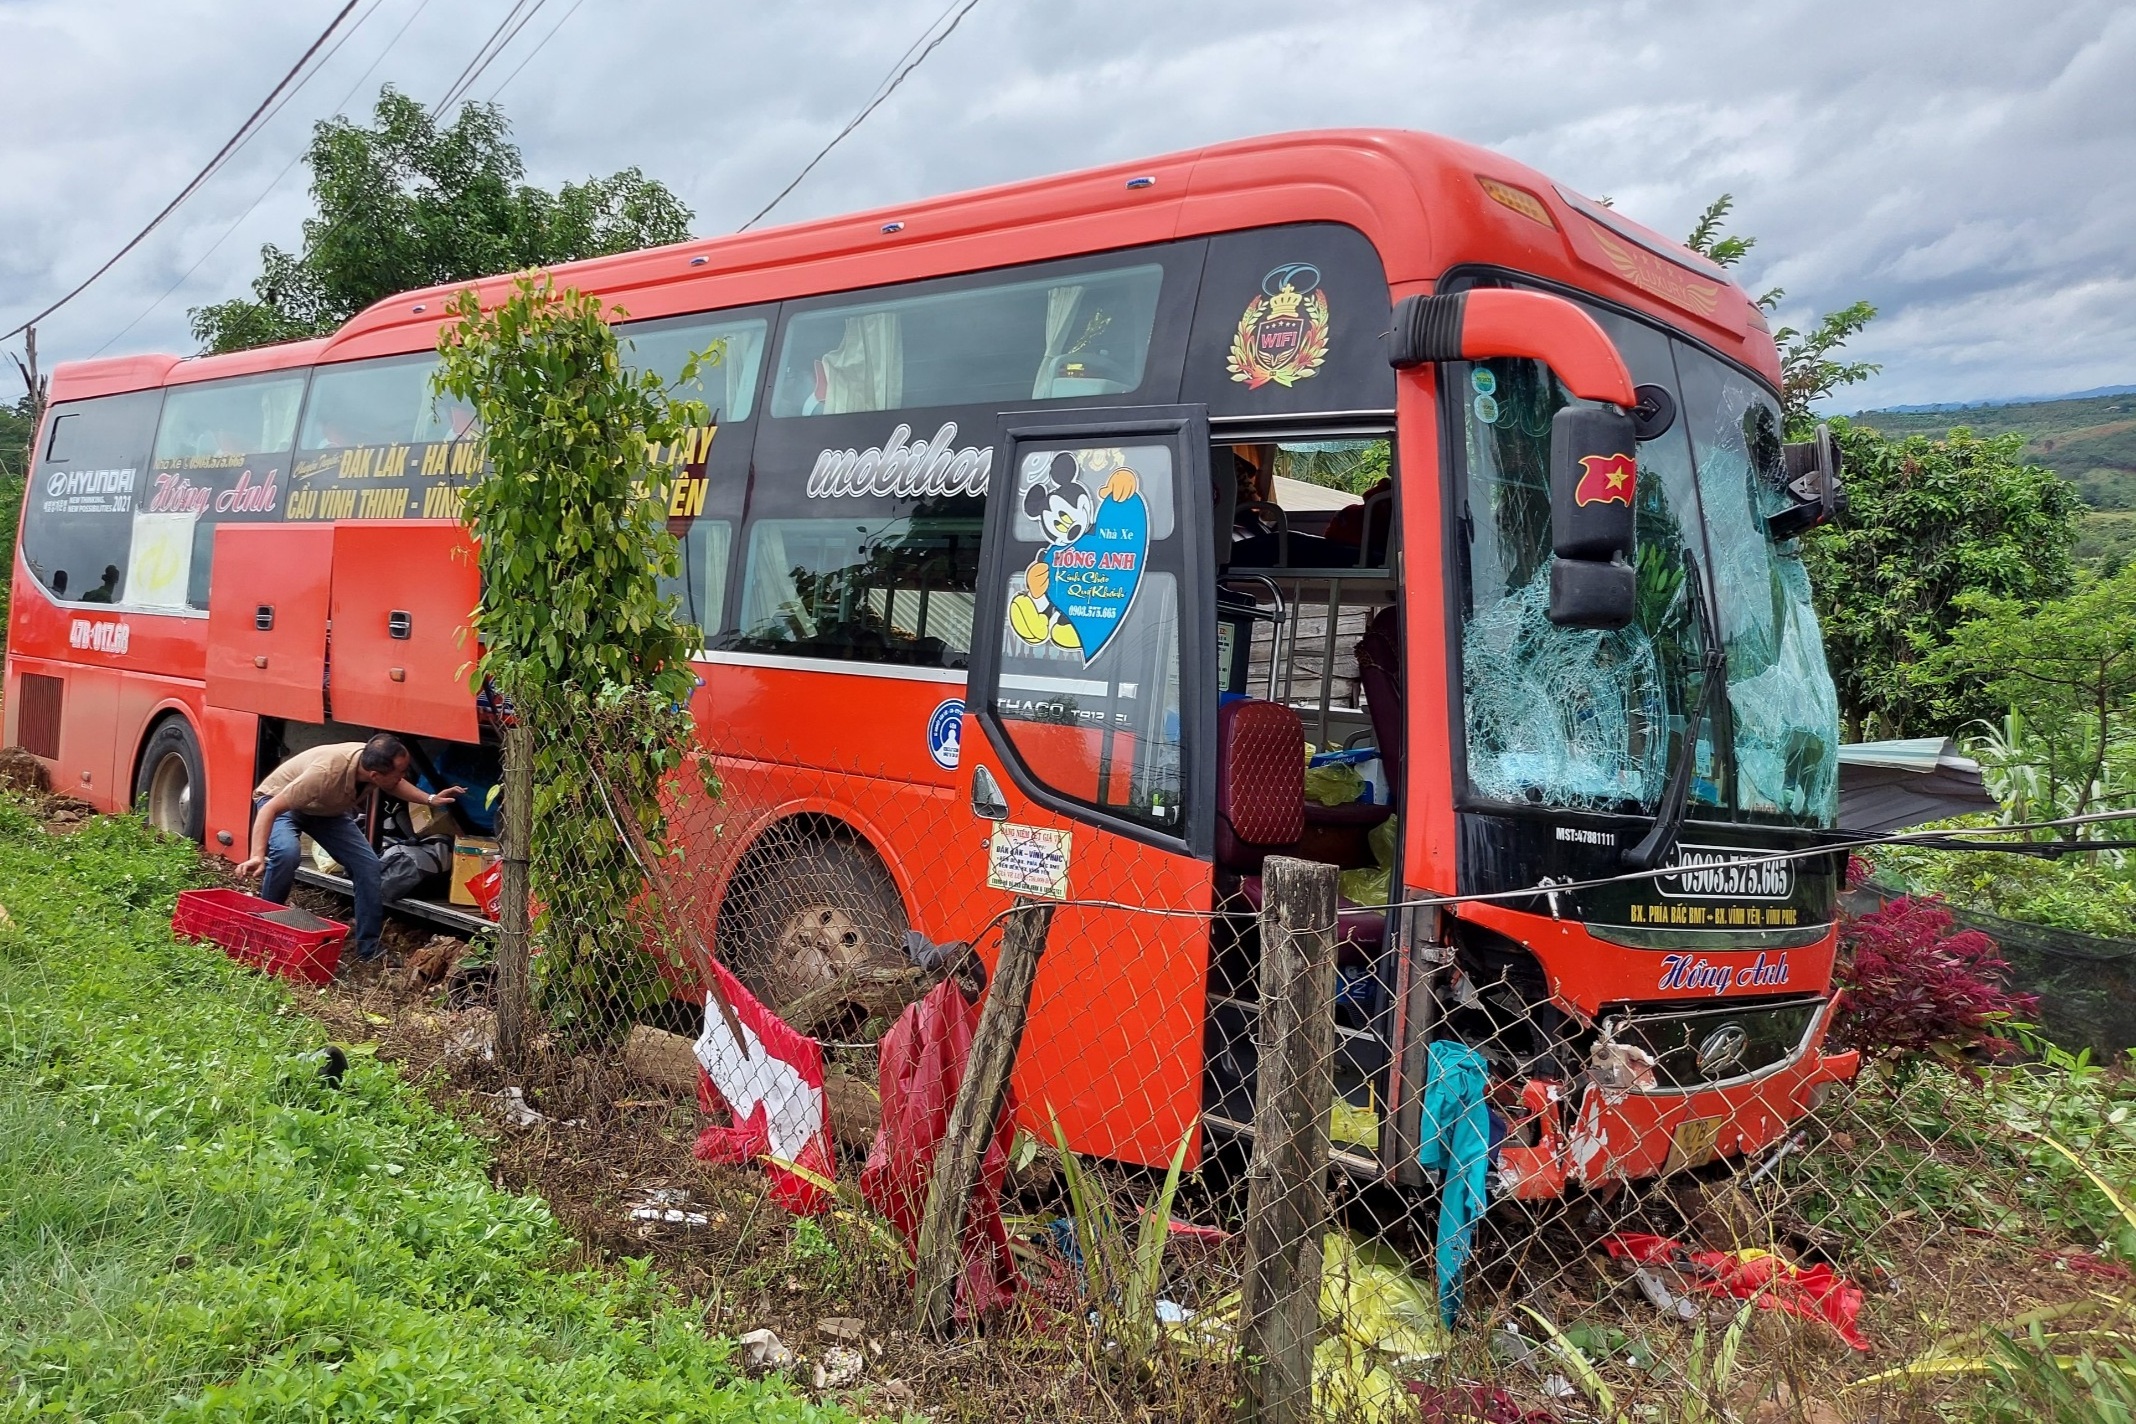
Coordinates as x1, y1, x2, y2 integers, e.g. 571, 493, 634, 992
1454, 293, 1838, 829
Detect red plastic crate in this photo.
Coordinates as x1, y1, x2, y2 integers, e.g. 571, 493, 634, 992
173, 888, 348, 985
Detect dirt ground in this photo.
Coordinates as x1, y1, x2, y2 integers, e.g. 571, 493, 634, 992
169, 856, 2121, 1424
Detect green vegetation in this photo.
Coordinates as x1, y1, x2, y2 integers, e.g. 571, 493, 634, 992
1801, 420, 2083, 737
434, 275, 713, 1032
1855, 393, 2136, 567
0, 802, 839, 1422
0, 399, 29, 635
192, 88, 693, 355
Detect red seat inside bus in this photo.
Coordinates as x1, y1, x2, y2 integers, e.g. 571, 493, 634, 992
1213, 697, 1385, 965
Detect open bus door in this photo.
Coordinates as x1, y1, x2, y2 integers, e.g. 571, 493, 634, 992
962, 406, 1219, 1169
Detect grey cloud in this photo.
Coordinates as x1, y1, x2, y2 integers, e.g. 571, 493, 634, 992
1, 0, 2129, 406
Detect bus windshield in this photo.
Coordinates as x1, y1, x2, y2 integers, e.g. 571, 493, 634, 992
1455, 301, 1840, 830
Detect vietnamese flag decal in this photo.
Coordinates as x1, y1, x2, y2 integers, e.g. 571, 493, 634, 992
1574, 451, 1637, 507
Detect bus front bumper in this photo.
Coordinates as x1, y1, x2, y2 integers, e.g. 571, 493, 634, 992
1491, 1043, 1860, 1200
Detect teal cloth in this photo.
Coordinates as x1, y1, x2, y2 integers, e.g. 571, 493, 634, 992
1416, 1040, 1491, 1326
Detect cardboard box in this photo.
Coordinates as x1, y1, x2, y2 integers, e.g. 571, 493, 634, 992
450, 836, 501, 906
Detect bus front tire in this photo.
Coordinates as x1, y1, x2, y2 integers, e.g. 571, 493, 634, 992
135, 717, 206, 844
721, 829, 909, 1026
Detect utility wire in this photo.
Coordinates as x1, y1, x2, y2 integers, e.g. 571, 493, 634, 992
444, 0, 551, 110
94, 0, 438, 356
434, 0, 546, 115
2, 0, 365, 343
739, 0, 986, 231
486, 0, 588, 102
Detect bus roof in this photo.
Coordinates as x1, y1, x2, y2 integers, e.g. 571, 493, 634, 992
48, 128, 1778, 403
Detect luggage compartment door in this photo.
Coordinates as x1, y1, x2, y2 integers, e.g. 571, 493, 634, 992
328, 520, 480, 741
206, 523, 334, 720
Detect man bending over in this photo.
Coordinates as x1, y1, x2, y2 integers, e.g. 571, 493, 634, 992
237, 733, 463, 964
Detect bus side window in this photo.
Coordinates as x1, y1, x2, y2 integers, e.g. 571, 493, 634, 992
20, 389, 163, 605
137, 372, 306, 610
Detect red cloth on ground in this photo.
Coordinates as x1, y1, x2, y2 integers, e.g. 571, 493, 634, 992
1603, 1232, 1870, 1350
692, 961, 835, 1216
860, 978, 1019, 1316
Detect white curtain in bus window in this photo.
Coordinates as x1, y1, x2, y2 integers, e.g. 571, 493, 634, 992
153, 376, 303, 463
820, 314, 903, 415
297, 356, 472, 448
995, 442, 1183, 830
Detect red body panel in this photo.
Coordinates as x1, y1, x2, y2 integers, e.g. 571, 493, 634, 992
326, 522, 480, 742
203, 705, 261, 852
206, 524, 334, 721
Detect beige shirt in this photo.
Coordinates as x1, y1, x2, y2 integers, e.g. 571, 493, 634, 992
255, 743, 367, 816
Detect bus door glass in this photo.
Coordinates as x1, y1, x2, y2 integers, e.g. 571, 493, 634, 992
971, 406, 1216, 854
965, 404, 1220, 1168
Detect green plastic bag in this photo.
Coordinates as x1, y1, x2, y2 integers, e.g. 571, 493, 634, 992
1338, 814, 1398, 906
1304, 760, 1366, 807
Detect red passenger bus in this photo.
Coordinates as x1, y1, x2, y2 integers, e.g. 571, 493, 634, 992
7, 129, 1855, 1193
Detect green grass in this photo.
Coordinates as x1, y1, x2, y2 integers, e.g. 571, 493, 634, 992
0, 801, 845, 1423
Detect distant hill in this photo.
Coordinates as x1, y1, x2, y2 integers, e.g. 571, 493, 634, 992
1852, 391, 2136, 564
1872, 385, 2136, 413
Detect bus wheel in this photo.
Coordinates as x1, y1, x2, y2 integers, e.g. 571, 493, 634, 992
135, 717, 206, 843
722, 830, 909, 1026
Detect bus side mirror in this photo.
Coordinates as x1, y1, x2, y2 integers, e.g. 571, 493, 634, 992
1388, 289, 1636, 407
1768, 422, 1845, 541
1546, 405, 1639, 629
1389, 289, 1642, 629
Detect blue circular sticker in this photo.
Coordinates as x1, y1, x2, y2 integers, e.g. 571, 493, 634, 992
1473, 393, 1501, 425
1470, 368, 1497, 396
927, 697, 965, 769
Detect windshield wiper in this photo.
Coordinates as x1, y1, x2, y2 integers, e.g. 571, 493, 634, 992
1625, 552, 1727, 872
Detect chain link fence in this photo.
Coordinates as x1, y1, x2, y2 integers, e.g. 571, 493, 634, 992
301, 694, 2136, 1424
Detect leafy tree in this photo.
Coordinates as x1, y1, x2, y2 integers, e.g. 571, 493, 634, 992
1683, 194, 1879, 433
1801, 420, 2083, 738
192, 89, 693, 354
1935, 566, 2136, 840
434, 275, 715, 1036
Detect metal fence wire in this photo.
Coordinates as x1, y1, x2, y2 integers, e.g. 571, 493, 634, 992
419, 693, 2136, 1424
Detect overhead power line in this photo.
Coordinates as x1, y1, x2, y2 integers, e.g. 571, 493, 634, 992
740, 0, 987, 232
2, 0, 366, 343
94, 0, 439, 356
434, 0, 547, 115
486, 0, 587, 103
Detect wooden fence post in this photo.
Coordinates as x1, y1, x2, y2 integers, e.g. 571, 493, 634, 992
1238, 855, 1338, 1424
912, 897, 1054, 1336
495, 720, 534, 1071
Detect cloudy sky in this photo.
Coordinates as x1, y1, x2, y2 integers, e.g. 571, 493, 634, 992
2, 0, 2129, 409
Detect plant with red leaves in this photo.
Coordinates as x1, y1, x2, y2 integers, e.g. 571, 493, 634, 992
1830, 895, 2038, 1071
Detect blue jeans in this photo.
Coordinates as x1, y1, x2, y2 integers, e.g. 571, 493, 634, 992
257, 797, 384, 960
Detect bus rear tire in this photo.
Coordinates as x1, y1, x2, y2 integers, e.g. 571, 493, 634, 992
720, 826, 909, 1023
135, 717, 206, 843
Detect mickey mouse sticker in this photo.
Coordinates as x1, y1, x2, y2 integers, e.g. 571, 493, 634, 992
1006, 449, 1149, 664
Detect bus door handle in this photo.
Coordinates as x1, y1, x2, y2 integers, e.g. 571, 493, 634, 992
253, 656, 268, 670
389, 668, 406, 682
388, 611, 412, 640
